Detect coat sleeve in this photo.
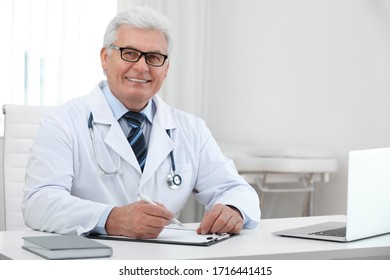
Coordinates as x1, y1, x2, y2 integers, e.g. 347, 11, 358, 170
22, 104, 108, 235
190, 120, 261, 229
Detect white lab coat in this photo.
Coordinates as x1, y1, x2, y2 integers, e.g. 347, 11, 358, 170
22, 82, 260, 235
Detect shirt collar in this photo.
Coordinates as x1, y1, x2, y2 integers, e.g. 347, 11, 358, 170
101, 80, 155, 123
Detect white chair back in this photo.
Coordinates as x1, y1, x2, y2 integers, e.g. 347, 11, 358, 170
1, 104, 53, 230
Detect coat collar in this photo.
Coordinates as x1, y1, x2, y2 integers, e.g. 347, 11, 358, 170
87, 82, 179, 183
88, 84, 136, 169
140, 95, 178, 185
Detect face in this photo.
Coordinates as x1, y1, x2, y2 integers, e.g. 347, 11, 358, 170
101, 25, 169, 111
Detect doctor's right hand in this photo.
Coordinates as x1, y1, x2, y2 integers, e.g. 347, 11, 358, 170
104, 201, 174, 239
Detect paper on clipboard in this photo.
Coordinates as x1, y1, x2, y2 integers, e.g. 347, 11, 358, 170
89, 227, 232, 246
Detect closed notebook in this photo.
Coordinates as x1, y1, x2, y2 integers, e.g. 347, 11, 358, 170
22, 235, 113, 260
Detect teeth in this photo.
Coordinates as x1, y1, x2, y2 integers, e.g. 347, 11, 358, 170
126, 77, 149, 83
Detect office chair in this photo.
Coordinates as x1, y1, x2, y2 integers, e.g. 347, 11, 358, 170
1, 104, 53, 230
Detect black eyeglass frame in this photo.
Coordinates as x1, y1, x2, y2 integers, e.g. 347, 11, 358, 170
109, 44, 168, 67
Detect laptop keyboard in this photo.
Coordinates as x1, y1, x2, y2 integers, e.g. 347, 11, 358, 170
310, 227, 346, 237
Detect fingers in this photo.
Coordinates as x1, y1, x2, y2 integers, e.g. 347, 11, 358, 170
141, 202, 173, 229
105, 201, 174, 239
105, 202, 243, 238
197, 204, 243, 235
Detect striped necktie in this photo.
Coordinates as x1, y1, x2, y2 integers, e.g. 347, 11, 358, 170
123, 111, 147, 171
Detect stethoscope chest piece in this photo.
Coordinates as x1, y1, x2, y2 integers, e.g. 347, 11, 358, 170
167, 172, 182, 189
165, 129, 182, 189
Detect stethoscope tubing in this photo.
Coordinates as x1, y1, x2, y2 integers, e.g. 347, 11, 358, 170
88, 112, 182, 187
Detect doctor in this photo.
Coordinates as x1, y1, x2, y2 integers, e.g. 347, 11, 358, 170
22, 7, 260, 239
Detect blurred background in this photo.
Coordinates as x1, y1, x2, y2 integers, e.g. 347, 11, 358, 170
1, 0, 390, 222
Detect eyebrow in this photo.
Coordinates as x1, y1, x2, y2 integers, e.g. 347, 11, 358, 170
120, 45, 167, 54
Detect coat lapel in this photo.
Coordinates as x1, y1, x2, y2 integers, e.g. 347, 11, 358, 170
88, 86, 140, 172
140, 96, 178, 185
87, 87, 178, 177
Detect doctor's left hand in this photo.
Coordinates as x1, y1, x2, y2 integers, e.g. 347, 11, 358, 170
196, 203, 244, 235
104, 201, 174, 239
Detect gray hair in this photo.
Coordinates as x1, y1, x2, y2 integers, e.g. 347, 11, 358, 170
103, 7, 172, 55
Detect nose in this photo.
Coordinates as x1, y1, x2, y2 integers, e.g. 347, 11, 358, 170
132, 55, 150, 71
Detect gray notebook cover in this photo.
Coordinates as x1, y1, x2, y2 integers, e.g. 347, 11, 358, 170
22, 235, 112, 259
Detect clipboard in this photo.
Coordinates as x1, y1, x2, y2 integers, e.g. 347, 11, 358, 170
89, 227, 233, 246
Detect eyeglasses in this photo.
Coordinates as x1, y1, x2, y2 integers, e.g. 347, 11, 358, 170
109, 45, 168, 67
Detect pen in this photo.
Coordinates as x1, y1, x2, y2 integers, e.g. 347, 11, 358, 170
207, 233, 229, 241
138, 193, 185, 228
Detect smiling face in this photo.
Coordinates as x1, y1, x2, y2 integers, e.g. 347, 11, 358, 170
100, 25, 169, 112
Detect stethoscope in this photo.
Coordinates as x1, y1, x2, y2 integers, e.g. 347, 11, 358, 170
88, 113, 121, 175
165, 130, 182, 189
88, 112, 182, 188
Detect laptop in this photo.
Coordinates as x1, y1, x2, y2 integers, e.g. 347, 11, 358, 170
273, 147, 390, 242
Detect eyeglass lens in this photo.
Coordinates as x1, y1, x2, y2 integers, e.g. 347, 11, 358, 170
121, 48, 166, 66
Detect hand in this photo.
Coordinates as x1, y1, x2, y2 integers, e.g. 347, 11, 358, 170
196, 204, 243, 235
105, 201, 174, 239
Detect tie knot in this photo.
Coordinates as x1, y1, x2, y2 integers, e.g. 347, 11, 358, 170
123, 111, 145, 127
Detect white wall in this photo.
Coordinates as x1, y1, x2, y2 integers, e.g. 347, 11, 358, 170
117, 0, 390, 218
204, 0, 390, 216
0, 137, 4, 230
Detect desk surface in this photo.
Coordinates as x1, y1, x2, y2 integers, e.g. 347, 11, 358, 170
1, 215, 389, 260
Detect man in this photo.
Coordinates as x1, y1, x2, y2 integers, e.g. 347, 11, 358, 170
22, 7, 260, 239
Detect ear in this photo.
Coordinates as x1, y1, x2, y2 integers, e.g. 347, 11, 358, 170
100, 47, 109, 71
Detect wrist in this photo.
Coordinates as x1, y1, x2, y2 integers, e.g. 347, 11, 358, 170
226, 205, 243, 219
105, 206, 121, 235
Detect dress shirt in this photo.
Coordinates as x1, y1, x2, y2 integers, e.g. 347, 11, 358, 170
91, 81, 155, 235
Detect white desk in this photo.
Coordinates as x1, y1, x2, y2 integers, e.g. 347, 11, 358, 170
1, 215, 389, 260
